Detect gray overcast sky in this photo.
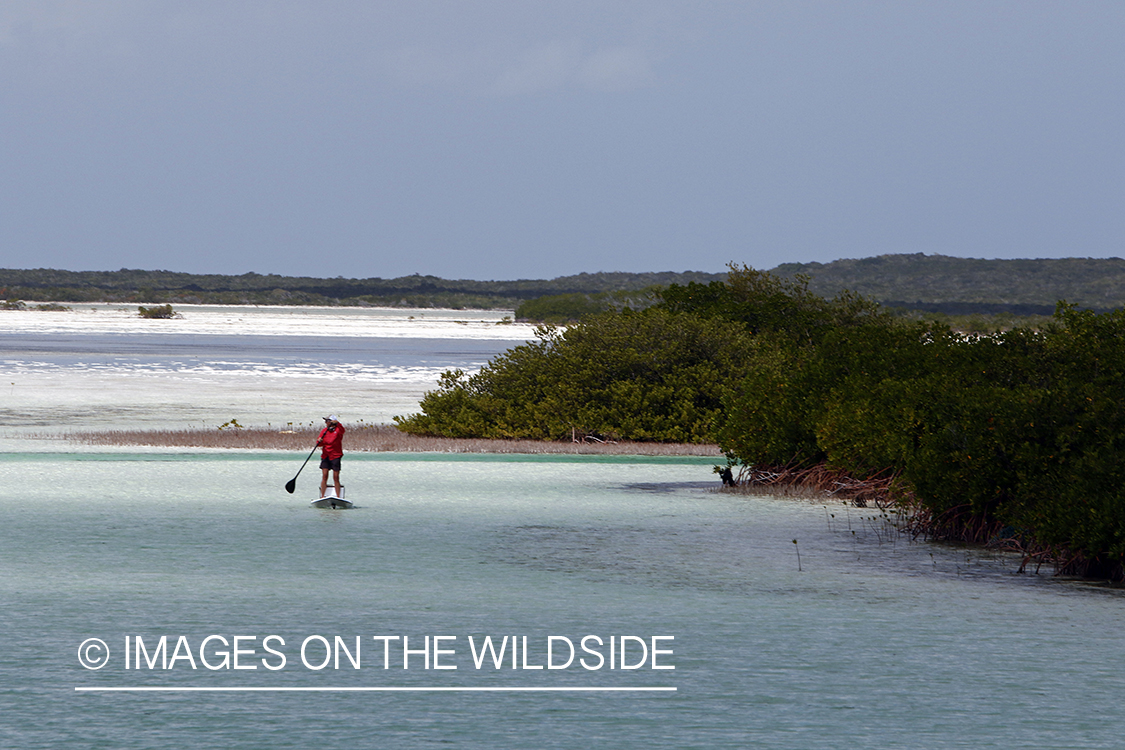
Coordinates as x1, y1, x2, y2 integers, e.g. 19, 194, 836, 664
1, 1, 1122, 279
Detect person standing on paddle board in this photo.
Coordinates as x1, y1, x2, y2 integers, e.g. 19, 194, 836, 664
318, 415, 345, 499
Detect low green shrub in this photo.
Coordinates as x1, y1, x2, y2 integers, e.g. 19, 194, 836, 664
138, 304, 175, 319
396, 308, 753, 442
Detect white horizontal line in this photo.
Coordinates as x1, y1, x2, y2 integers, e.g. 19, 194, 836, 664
76, 686, 676, 693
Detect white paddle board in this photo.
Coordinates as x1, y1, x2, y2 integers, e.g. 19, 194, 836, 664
311, 486, 353, 509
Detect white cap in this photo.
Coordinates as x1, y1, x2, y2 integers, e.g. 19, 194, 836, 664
324, 414, 339, 422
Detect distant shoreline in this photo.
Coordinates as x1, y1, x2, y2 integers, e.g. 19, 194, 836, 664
60, 425, 722, 457
6, 256, 1125, 313
0, 268, 724, 311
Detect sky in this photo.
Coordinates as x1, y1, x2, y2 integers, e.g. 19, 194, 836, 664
1, 1, 1122, 280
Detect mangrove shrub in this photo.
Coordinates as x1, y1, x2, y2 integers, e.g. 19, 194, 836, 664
395, 308, 753, 442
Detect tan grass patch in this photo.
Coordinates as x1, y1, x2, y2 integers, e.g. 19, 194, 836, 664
61, 424, 722, 456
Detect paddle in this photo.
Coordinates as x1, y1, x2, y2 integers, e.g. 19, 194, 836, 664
284, 443, 319, 494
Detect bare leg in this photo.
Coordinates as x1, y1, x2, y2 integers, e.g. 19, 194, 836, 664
332, 470, 342, 497
320, 467, 329, 498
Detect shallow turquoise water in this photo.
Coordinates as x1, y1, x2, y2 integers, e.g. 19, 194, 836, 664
2, 452, 1122, 749
3, 308, 1122, 748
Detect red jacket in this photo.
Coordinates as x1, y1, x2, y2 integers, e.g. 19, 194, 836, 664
318, 424, 345, 459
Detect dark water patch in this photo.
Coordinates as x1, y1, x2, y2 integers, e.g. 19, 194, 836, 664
618, 481, 716, 494
0, 333, 520, 367
483, 523, 767, 596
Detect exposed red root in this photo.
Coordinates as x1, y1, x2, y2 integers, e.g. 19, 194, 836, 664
726, 462, 1124, 583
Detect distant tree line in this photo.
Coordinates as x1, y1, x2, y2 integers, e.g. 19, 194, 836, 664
775, 253, 1125, 312
0, 268, 723, 309
397, 265, 1125, 580
5, 255, 1125, 314
513, 288, 663, 323
514, 254, 1124, 325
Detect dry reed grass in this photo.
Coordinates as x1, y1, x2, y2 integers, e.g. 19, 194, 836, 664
62, 424, 723, 456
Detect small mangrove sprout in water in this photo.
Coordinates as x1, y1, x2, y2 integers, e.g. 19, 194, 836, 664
792, 539, 802, 572
138, 304, 176, 319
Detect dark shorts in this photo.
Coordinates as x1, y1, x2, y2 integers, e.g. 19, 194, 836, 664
320, 457, 342, 471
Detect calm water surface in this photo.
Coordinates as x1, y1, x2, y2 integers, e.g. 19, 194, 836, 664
1, 307, 1121, 748
0, 304, 530, 437
2, 453, 1122, 749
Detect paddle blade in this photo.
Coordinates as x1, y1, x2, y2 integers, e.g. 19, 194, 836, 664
285, 478, 296, 494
